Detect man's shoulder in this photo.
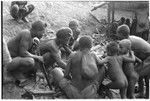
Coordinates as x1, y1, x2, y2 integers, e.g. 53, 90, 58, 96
69, 51, 80, 59
20, 29, 30, 37
107, 56, 120, 60
46, 40, 59, 53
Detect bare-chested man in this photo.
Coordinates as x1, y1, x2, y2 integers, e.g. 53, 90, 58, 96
104, 42, 135, 99
51, 36, 105, 98
6, 20, 46, 82
117, 24, 150, 98
39, 27, 73, 69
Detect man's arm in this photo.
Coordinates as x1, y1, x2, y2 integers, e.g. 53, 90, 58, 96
135, 56, 142, 63
19, 32, 43, 61
50, 46, 66, 69
62, 45, 73, 55
93, 53, 107, 66
122, 51, 135, 62
64, 53, 74, 78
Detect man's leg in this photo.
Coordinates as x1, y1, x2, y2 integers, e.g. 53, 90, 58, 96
52, 68, 82, 98
7, 57, 34, 72
136, 56, 150, 98
51, 68, 64, 84
10, 4, 19, 20
145, 76, 149, 99
22, 4, 35, 22
127, 72, 139, 98
97, 66, 105, 85
137, 77, 145, 98
138, 56, 150, 77
6, 57, 35, 79
81, 81, 99, 98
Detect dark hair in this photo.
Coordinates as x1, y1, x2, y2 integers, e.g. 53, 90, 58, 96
117, 24, 130, 39
31, 20, 47, 31
120, 17, 125, 23
106, 42, 119, 56
56, 27, 72, 39
111, 22, 119, 34
79, 36, 93, 49
125, 18, 130, 27
69, 20, 78, 28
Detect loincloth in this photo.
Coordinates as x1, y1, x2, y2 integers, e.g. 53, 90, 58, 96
59, 78, 99, 99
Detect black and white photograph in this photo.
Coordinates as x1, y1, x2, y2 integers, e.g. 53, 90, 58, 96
1, 0, 150, 99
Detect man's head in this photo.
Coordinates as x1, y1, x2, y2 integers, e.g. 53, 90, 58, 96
56, 27, 73, 46
117, 24, 130, 40
120, 17, 125, 24
119, 39, 131, 54
31, 20, 47, 39
69, 20, 79, 30
79, 36, 93, 50
125, 18, 130, 24
106, 42, 119, 56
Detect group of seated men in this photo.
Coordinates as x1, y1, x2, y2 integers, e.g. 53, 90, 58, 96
3, 1, 150, 99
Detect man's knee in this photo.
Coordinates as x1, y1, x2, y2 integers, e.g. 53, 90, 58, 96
24, 57, 35, 67
6, 57, 21, 72
19, 57, 35, 68
51, 68, 64, 83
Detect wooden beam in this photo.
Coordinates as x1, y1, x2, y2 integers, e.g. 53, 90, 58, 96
107, 3, 111, 24
112, 2, 115, 23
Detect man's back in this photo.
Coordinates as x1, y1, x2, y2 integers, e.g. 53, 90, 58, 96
129, 35, 150, 60
70, 51, 98, 91
129, 35, 150, 53
39, 39, 62, 68
7, 29, 32, 57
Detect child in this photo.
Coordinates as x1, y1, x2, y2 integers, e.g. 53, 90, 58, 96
68, 20, 80, 48
104, 42, 135, 98
119, 39, 141, 98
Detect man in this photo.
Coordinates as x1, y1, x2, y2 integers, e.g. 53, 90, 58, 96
6, 20, 46, 82
118, 17, 126, 26
39, 27, 73, 69
10, 1, 34, 22
51, 36, 106, 99
116, 24, 150, 98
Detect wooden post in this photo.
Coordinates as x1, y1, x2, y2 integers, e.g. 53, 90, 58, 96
107, 2, 111, 24
112, 2, 115, 23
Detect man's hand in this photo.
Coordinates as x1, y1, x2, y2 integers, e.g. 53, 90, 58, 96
37, 56, 44, 63
62, 44, 72, 55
